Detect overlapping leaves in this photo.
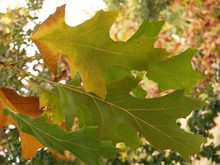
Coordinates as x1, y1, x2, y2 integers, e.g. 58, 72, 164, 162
0, 88, 117, 164
57, 77, 204, 160
31, 5, 169, 98
0, 88, 43, 159
0, 5, 206, 165
6, 109, 117, 165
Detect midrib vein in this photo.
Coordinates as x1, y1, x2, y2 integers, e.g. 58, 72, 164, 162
15, 114, 114, 152
58, 84, 195, 152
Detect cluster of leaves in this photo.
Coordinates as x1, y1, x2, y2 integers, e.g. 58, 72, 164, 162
103, 0, 220, 164
188, 98, 220, 138
199, 144, 220, 164
26, 0, 44, 11
0, 126, 24, 164
0, 3, 207, 165
0, 7, 32, 94
0, 0, 64, 164
187, 98, 220, 164
156, 1, 220, 163
104, 144, 187, 165
1, 0, 220, 165
104, 0, 173, 21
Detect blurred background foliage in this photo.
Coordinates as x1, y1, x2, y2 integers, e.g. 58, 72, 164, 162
0, 0, 51, 97
0, 0, 219, 164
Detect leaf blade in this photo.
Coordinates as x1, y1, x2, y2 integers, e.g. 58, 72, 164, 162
147, 48, 203, 93
7, 109, 117, 164
57, 81, 205, 160
31, 6, 169, 98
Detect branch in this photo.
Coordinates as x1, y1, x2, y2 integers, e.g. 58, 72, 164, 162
10, 55, 41, 65
0, 61, 83, 95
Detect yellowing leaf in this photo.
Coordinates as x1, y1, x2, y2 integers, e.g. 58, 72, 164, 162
7, 110, 117, 164
0, 87, 43, 159
20, 132, 65, 160
0, 88, 65, 160
31, 5, 169, 98
20, 132, 44, 159
40, 88, 64, 124
0, 88, 40, 116
0, 102, 15, 126
0, 87, 117, 163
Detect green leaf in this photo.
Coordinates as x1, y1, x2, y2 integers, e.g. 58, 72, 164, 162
131, 85, 146, 99
129, 20, 165, 40
147, 48, 203, 93
110, 123, 141, 148
30, 5, 206, 162
31, 6, 169, 98
59, 76, 139, 131
40, 88, 64, 124
57, 77, 205, 160
7, 109, 117, 165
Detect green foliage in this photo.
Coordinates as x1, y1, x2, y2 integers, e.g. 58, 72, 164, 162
0, 2, 210, 165
2, 6, 203, 164
199, 144, 220, 164
147, 49, 203, 93
6, 109, 117, 164
0, 8, 30, 94
31, 7, 169, 98
40, 88, 64, 124
105, 144, 187, 164
188, 98, 220, 137
57, 81, 204, 160
0, 126, 77, 165
26, 0, 44, 11
0, 2, 42, 95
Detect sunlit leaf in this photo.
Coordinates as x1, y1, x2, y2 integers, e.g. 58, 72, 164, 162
31, 6, 169, 98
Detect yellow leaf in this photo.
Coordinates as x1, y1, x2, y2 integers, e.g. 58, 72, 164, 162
31, 6, 169, 99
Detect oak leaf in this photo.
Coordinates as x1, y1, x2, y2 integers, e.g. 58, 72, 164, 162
0, 87, 117, 163
31, 5, 169, 98
0, 88, 65, 160
0, 87, 42, 159
57, 77, 205, 160
147, 48, 203, 93
7, 109, 117, 164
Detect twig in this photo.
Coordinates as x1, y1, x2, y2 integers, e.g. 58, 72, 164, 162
10, 55, 41, 65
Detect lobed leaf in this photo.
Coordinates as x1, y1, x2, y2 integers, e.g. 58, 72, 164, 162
25, 5, 206, 162
57, 77, 205, 160
0, 88, 43, 159
31, 5, 169, 98
0, 88, 65, 160
6, 109, 117, 164
147, 48, 203, 93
